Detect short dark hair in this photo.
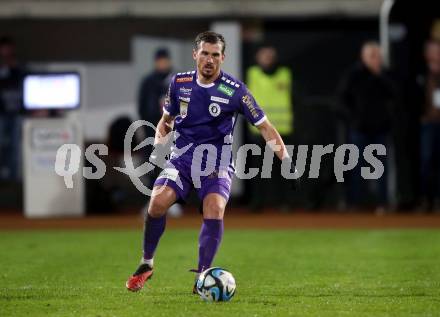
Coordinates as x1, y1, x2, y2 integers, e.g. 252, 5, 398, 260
154, 48, 170, 60
194, 31, 226, 54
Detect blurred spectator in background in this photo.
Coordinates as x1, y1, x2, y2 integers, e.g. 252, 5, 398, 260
138, 48, 173, 132
417, 39, 440, 211
0, 36, 26, 181
246, 45, 294, 211
137, 48, 181, 216
339, 41, 396, 212
138, 48, 173, 182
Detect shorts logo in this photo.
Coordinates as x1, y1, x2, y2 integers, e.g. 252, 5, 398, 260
217, 83, 235, 97
210, 95, 229, 104
242, 94, 259, 119
157, 168, 179, 182
176, 76, 193, 83
180, 101, 189, 118
208, 103, 221, 117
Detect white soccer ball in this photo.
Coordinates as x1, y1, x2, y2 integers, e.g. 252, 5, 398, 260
196, 267, 236, 302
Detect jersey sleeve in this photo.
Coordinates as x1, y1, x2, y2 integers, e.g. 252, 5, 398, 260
162, 75, 179, 117
238, 86, 266, 126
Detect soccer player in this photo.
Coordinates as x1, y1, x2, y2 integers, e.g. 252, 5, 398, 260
126, 31, 294, 292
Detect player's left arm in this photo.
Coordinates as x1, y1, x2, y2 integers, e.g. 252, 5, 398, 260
257, 118, 300, 189
255, 118, 289, 161
239, 85, 299, 187
238, 86, 292, 165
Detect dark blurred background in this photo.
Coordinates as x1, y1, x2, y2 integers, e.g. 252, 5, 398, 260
1, 0, 440, 217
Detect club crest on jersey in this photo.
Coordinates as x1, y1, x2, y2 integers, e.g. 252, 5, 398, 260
217, 83, 235, 97
180, 101, 189, 118
209, 103, 221, 117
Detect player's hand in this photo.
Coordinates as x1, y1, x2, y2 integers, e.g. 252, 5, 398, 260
282, 157, 301, 191
149, 143, 168, 169
291, 174, 301, 191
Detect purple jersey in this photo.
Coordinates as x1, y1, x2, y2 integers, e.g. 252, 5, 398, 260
163, 70, 266, 171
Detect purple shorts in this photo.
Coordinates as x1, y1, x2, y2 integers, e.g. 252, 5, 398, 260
154, 158, 233, 203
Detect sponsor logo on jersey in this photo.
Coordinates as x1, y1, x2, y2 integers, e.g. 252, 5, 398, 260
178, 96, 190, 103
180, 101, 189, 118
179, 87, 192, 95
208, 103, 221, 117
176, 76, 193, 83
217, 83, 235, 97
242, 94, 259, 119
210, 96, 229, 104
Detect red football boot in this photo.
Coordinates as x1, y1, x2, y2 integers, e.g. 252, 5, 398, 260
126, 263, 153, 292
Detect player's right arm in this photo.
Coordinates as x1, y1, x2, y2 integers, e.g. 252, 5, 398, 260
150, 113, 175, 167
155, 75, 179, 145
149, 76, 177, 166
154, 112, 174, 145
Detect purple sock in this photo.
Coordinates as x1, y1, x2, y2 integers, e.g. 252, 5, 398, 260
198, 219, 224, 272
143, 214, 166, 260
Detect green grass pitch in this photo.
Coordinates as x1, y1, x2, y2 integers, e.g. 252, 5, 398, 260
1, 229, 439, 316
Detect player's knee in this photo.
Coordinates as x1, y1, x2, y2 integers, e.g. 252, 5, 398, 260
147, 186, 177, 217
147, 198, 169, 218
203, 200, 225, 219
